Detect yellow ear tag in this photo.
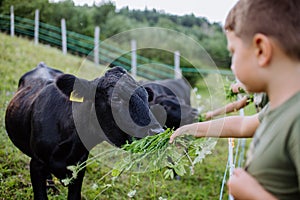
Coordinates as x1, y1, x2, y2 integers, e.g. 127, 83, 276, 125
69, 91, 84, 103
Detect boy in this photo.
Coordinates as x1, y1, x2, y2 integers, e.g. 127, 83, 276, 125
170, 0, 300, 199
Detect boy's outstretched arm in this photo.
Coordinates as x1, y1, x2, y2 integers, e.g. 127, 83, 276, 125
205, 96, 249, 120
169, 113, 259, 143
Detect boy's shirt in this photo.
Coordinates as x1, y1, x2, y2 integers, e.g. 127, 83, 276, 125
246, 92, 300, 200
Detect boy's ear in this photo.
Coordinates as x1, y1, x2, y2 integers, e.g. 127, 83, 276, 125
253, 33, 272, 67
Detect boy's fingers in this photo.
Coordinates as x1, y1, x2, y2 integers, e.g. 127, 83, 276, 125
169, 125, 191, 143
169, 134, 176, 143
232, 168, 244, 176
169, 131, 181, 143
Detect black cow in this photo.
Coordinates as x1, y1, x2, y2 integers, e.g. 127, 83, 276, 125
141, 79, 199, 129
5, 64, 163, 200
5, 62, 63, 156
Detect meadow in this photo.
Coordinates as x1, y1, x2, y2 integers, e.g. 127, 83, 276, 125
0, 33, 253, 199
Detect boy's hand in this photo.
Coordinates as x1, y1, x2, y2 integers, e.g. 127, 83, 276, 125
227, 168, 258, 199
231, 82, 246, 93
227, 168, 278, 200
204, 111, 213, 120
169, 124, 195, 143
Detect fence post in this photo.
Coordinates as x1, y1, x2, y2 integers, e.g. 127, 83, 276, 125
174, 51, 182, 79
228, 137, 235, 200
94, 26, 100, 65
61, 18, 67, 55
10, 6, 14, 37
34, 9, 39, 45
131, 40, 137, 78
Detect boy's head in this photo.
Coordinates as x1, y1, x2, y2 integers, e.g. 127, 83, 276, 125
224, 0, 300, 62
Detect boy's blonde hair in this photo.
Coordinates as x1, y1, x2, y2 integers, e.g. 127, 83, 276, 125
224, 0, 300, 61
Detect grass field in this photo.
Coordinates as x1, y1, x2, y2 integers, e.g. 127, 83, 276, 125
0, 33, 254, 199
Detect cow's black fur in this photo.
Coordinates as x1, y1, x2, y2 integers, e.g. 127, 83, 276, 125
5, 63, 162, 199
141, 79, 199, 129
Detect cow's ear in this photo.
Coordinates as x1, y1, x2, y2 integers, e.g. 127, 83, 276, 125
56, 74, 76, 97
144, 87, 154, 102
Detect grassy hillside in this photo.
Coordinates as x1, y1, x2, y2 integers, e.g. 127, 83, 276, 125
0, 32, 252, 199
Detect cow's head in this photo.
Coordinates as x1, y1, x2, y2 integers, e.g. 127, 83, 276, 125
56, 66, 163, 148
18, 62, 63, 88
95, 67, 163, 146
150, 95, 198, 129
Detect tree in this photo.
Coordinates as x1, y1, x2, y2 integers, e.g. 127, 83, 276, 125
101, 13, 135, 37
92, 1, 116, 26
0, 0, 49, 16
0, 0, 231, 73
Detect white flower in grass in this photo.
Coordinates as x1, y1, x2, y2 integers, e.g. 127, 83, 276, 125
196, 94, 201, 100
159, 197, 167, 200
127, 190, 137, 198
91, 183, 98, 190
61, 177, 72, 186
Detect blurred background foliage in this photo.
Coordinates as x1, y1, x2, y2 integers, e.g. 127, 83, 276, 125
0, 0, 231, 71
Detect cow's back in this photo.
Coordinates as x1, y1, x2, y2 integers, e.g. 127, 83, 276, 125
142, 79, 191, 105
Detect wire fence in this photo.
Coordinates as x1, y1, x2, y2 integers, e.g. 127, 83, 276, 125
0, 7, 233, 80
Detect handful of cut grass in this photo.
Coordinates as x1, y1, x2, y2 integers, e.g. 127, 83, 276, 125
122, 128, 173, 154
112, 128, 217, 179
62, 129, 217, 185
225, 82, 254, 103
